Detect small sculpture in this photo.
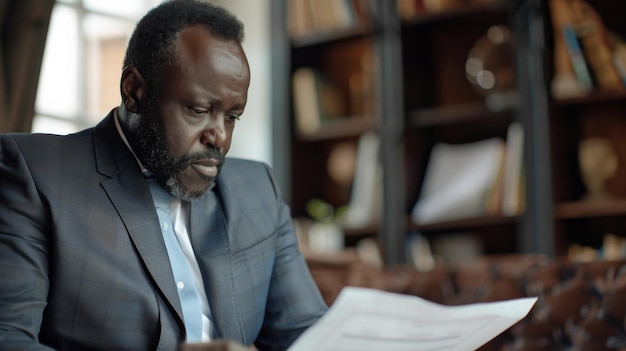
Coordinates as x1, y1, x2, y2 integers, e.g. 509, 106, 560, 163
578, 137, 618, 202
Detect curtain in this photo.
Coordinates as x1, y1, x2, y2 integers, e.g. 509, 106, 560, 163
0, 0, 54, 133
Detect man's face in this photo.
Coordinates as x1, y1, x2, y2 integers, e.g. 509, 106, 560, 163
135, 26, 250, 200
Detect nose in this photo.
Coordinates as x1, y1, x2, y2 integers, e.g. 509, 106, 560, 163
199, 117, 227, 150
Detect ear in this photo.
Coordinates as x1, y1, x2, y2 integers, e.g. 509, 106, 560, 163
120, 66, 147, 113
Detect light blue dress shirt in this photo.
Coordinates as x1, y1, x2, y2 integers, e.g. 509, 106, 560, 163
147, 179, 204, 342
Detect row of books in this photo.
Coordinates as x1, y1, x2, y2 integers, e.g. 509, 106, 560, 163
291, 67, 346, 135
287, 0, 368, 38
292, 57, 374, 135
550, 0, 626, 99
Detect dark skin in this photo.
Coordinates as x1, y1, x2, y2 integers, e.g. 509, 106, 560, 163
120, 24, 251, 198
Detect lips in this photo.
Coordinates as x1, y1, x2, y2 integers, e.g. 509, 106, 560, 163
190, 158, 220, 177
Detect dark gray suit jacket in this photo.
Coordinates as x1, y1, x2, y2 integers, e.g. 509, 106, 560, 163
0, 112, 327, 351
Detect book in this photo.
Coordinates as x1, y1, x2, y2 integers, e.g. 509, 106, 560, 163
484, 140, 506, 215
342, 132, 381, 229
288, 0, 360, 37
291, 67, 322, 134
501, 122, 524, 216
305, 0, 330, 31
550, 0, 624, 96
412, 137, 505, 225
573, 0, 624, 92
612, 39, 626, 86
561, 24, 594, 94
291, 67, 345, 135
548, 0, 589, 99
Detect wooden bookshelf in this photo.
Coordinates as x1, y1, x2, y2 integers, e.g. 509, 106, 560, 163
271, 0, 626, 265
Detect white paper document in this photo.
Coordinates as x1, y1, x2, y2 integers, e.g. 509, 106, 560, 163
412, 138, 505, 224
289, 287, 537, 351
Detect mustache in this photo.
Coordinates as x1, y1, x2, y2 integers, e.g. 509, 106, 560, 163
171, 148, 225, 173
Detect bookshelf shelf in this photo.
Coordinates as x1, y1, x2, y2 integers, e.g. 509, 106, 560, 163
410, 215, 518, 232
295, 115, 377, 142
553, 90, 626, 107
554, 199, 626, 219
343, 223, 379, 237
407, 102, 515, 129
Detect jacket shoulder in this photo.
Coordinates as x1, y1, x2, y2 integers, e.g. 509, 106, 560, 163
1, 131, 92, 161
218, 158, 283, 202
221, 158, 274, 183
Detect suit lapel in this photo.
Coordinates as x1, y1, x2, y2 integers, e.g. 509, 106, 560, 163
190, 181, 245, 343
93, 113, 185, 328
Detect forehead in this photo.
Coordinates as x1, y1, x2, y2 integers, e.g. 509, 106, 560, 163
170, 25, 250, 81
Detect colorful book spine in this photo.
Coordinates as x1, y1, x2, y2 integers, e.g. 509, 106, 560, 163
561, 25, 594, 93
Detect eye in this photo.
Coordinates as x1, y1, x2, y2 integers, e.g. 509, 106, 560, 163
225, 113, 241, 123
188, 106, 209, 116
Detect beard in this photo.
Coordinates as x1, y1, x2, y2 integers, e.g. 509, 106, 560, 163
127, 93, 225, 201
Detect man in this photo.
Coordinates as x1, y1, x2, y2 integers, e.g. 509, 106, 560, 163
0, 1, 327, 350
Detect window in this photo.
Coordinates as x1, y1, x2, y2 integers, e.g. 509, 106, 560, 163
32, 0, 160, 134
33, 0, 272, 165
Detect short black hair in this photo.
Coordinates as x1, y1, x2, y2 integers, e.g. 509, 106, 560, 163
123, 0, 244, 83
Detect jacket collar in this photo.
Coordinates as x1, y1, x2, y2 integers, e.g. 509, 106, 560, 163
93, 111, 187, 335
